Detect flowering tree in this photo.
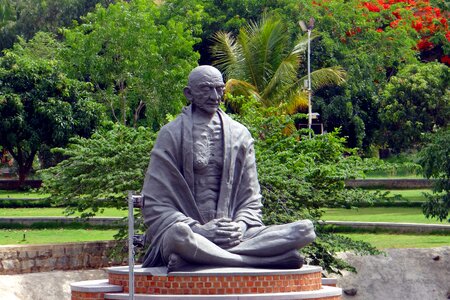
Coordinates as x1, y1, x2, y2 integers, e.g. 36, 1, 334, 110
359, 0, 449, 64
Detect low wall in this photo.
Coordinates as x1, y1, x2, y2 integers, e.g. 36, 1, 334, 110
0, 241, 123, 275
345, 179, 433, 189
0, 179, 42, 189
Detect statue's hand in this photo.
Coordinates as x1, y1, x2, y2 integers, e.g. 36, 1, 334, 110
192, 218, 243, 248
215, 219, 244, 248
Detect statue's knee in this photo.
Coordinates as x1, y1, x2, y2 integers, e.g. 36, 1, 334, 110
292, 219, 315, 242
168, 222, 194, 245
302, 219, 316, 243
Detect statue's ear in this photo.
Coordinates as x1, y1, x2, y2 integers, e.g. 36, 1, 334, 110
184, 86, 193, 103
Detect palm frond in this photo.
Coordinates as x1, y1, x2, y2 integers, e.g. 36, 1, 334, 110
279, 90, 309, 115
292, 31, 321, 56
304, 66, 347, 91
224, 78, 261, 112
261, 52, 299, 106
210, 31, 242, 78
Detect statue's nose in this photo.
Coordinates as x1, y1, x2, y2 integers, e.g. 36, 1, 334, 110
211, 88, 221, 100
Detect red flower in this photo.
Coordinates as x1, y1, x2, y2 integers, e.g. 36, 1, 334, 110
412, 20, 423, 31
377, 28, 384, 32
434, 8, 441, 18
446, 31, 450, 42
392, 10, 402, 19
417, 38, 434, 50
364, 2, 380, 12
390, 19, 401, 28
441, 55, 450, 65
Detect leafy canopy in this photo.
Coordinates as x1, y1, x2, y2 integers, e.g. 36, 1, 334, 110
211, 14, 346, 114
39, 123, 156, 217
234, 100, 381, 273
378, 62, 450, 152
0, 32, 101, 184
61, 0, 200, 129
417, 128, 450, 222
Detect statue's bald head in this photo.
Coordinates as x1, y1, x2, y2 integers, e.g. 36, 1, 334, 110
187, 65, 224, 88
184, 65, 225, 115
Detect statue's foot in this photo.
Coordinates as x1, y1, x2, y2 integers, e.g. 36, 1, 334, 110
254, 250, 304, 269
167, 253, 189, 272
276, 250, 304, 269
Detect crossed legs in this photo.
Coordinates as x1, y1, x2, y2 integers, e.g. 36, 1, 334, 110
161, 220, 315, 271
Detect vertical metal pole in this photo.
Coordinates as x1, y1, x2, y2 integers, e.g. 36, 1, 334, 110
307, 29, 312, 139
127, 191, 134, 300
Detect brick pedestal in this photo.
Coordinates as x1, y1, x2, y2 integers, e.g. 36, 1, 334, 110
71, 265, 342, 300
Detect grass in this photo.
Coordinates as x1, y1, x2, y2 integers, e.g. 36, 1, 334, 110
322, 207, 449, 224
0, 207, 128, 217
0, 190, 49, 199
342, 233, 450, 249
0, 228, 116, 244
376, 189, 431, 202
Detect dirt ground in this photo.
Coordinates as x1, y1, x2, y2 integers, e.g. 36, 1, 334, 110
0, 246, 448, 300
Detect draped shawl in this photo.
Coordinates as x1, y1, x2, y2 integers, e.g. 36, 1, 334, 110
141, 106, 263, 267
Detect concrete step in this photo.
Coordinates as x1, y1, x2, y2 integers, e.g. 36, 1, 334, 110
103, 285, 342, 299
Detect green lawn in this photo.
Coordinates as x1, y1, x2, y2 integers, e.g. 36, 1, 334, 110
0, 228, 116, 244
322, 207, 449, 224
342, 233, 450, 249
0, 207, 128, 217
375, 189, 431, 202
0, 190, 49, 199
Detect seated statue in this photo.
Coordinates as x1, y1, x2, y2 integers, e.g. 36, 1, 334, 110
141, 65, 316, 271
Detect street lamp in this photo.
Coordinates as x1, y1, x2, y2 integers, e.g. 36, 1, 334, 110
299, 17, 315, 138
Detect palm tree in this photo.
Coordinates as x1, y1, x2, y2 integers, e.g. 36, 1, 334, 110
211, 14, 346, 114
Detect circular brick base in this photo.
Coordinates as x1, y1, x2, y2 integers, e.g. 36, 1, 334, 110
71, 265, 342, 300
108, 265, 323, 295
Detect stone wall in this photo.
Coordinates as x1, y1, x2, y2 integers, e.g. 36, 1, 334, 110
0, 241, 122, 275
345, 179, 433, 189
0, 179, 42, 190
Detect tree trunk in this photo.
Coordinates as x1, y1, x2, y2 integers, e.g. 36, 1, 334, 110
7, 147, 36, 189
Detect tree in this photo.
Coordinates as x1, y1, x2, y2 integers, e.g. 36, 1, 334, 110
40, 124, 155, 217
0, 0, 111, 52
233, 101, 381, 273
417, 128, 450, 222
0, 32, 102, 185
159, 0, 305, 65
303, 0, 422, 150
61, 0, 200, 130
378, 62, 450, 152
211, 14, 346, 114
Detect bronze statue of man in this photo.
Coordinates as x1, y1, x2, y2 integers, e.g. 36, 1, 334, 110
141, 65, 315, 271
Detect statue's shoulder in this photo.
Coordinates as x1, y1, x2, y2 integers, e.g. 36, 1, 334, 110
155, 115, 184, 143
220, 111, 253, 140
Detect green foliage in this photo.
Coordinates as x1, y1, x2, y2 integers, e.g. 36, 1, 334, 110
234, 101, 381, 273
39, 123, 155, 217
0, 32, 101, 184
379, 62, 450, 152
61, 0, 200, 129
417, 128, 450, 222
160, 0, 304, 65
0, 0, 110, 51
211, 14, 346, 114
304, 0, 421, 150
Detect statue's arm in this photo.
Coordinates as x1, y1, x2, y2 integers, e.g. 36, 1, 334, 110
233, 136, 264, 229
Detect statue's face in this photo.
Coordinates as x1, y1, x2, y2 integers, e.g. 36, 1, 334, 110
185, 66, 225, 115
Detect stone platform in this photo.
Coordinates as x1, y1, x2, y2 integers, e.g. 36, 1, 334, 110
71, 265, 341, 299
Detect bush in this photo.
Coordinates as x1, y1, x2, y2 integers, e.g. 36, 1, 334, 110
417, 128, 450, 222
39, 123, 156, 217
234, 102, 381, 273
